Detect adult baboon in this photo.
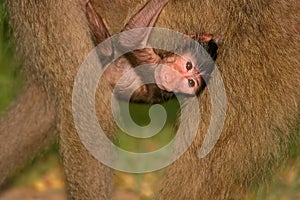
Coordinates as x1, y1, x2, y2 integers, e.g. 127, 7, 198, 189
1, 0, 300, 200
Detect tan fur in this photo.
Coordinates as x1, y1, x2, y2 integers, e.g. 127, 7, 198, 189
2, 0, 300, 199
0, 84, 56, 185
4, 0, 114, 199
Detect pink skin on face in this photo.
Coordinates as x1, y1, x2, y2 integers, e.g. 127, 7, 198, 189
155, 53, 201, 95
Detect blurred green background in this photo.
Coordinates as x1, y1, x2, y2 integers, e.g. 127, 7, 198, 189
0, 0, 22, 111
0, 1, 299, 199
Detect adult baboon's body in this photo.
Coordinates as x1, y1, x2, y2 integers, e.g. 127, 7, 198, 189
1, 0, 299, 199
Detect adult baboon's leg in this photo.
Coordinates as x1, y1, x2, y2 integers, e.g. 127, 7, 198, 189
0, 84, 56, 186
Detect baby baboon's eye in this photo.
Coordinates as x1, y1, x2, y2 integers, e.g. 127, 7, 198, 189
188, 79, 195, 87
186, 61, 193, 71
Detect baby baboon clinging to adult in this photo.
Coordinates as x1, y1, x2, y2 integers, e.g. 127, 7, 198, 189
1, 0, 300, 199
83, 0, 218, 103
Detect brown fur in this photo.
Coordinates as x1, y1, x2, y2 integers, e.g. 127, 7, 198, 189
4, 0, 114, 198
1, 0, 300, 199
0, 84, 56, 185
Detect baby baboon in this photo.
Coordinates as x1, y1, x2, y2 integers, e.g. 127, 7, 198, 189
1, 0, 300, 200
83, 0, 218, 103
